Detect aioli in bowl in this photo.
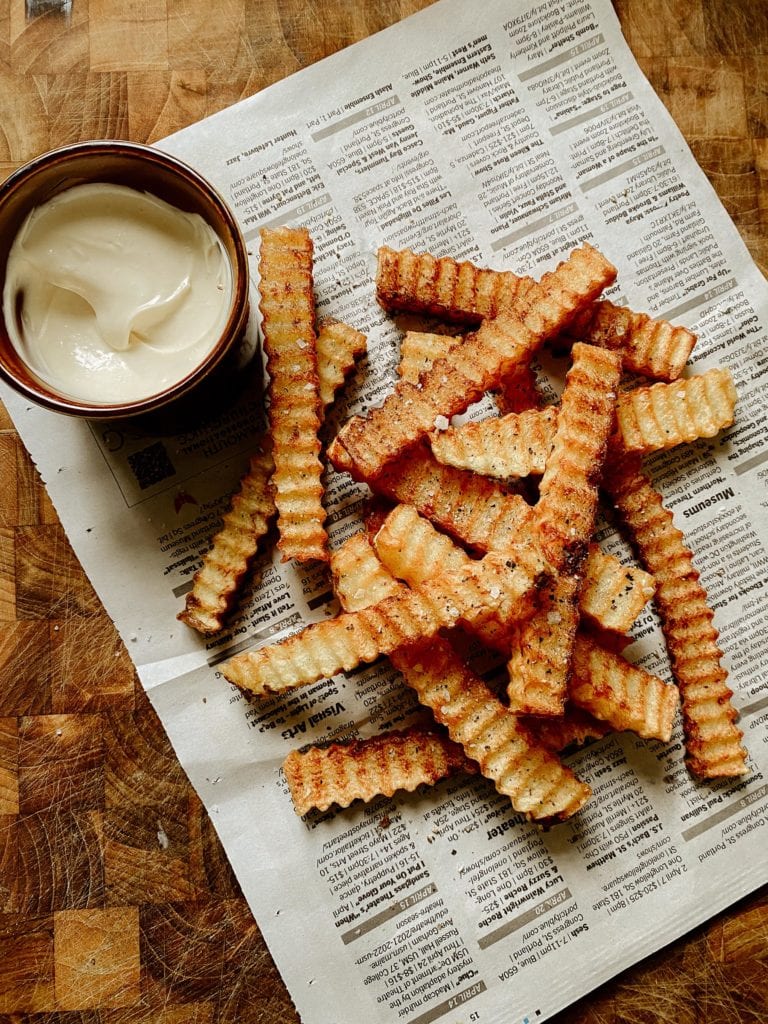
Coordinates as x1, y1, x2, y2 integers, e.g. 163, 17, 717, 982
3, 182, 234, 406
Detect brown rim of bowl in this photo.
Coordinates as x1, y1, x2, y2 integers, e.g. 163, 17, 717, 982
0, 139, 250, 419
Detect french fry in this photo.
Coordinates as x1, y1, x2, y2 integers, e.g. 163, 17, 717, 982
284, 728, 476, 815
222, 547, 539, 697
316, 318, 367, 408
391, 638, 591, 822
578, 545, 655, 635
377, 247, 694, 380
614, 367, 736, 453
398, 328, 542, 416
398, 330, 461, 384
180, 321, 366, 635
505, 345, 621, 715
332, 244, 616, 481
178, 446, 276, 636
431, 406, 555, 479
564, 299, 695, 382
604, 452, 747, 776
222, 585, 459, 696
259, 226, 328, 563
527, 343, 622, 570
377, 245, 536, 322
569, 633, 679, 742
331, 534, 591, 822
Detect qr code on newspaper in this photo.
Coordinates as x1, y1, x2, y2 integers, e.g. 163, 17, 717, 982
127, 441, 177, 490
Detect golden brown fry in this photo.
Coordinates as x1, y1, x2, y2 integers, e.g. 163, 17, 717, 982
377, 245, 536, 322
431, 406, 556, 479
377, 247, 694, 380
507, 574, 581, 716
316, 318, 367, 408
222, 548, 538, 697
565, 299, 695, 382
398, 331, 460, 384
259, 226, 327, 563
223, 586, 457, 696
332, 534, 591, 822
391, 639, 591, 822
178, 446, 276, 635
284, 728, 476, 815
604, 452, 747, 776
179, 320, 365, 635
534, 343, 622, 570
504, 344, 621, 714
614, 367, 736, 453
398, 329, 541, 417
332, 244, 616, 481
569, 633, 679, 742
579, 545, 655, 634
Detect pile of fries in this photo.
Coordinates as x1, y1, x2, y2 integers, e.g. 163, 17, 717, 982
180, 226, 747, 825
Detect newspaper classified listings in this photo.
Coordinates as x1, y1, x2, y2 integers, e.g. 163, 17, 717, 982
3, 1, 767, 1022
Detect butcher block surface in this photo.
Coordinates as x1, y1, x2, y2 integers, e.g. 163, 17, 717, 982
0, 0, 767, 1021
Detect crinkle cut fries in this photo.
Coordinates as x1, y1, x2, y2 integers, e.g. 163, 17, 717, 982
179, 314, 366, 634
176, 230, 746, 821
376, 245, 696, 380
330, 243, 617, 481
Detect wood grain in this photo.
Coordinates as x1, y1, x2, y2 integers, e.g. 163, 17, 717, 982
0, 1, 766, 1021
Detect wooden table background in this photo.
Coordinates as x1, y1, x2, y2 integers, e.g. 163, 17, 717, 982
1, 0, 767, 1020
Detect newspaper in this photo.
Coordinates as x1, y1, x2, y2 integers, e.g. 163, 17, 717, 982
4, 0, 768, 1021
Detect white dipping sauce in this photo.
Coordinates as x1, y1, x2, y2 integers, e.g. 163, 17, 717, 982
3, 182, 233, 404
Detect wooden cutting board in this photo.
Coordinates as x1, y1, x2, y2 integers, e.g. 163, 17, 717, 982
0, 1, 766, 1021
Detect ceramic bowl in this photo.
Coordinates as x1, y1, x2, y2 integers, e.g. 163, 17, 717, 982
0, 140, 254, 420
